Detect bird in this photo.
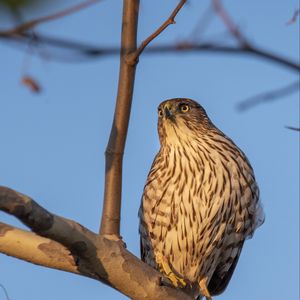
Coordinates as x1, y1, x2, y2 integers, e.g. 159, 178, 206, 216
139, 98, 264, 299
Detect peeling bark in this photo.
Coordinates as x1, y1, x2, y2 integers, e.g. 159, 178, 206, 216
0, 222, 80, 275
0, 186, 191, 299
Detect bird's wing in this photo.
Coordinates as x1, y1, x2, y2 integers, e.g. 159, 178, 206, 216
140, 236, 146, 261
208, 241, 244, 296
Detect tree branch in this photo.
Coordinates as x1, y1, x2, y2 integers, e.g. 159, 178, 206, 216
130, 0, 187, 62
5, 0, 100, 34
0, 186, 192, 300
209, 0, 300, 73
237, 81, 299, 111
99, 0, 140, 236
0, 186, 99, 259
286, 9, 300, 25
99, 0, 187, 236
0, 284, 9, 300
0, 222, 82, 276
1, 32, 298, 72
212, 0, 247, 45
285, 126, 300, 131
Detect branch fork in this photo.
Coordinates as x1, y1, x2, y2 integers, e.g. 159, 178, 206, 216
0, 1, 189, 299
100, 0, 187, 236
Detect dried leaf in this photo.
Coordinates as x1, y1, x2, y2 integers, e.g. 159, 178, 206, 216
21, 75, 41, 93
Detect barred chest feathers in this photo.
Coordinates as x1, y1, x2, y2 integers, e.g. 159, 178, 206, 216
139, 98, 264, 298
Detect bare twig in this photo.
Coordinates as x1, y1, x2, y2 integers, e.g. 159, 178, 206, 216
172, 42, 300, 72
243, 44, 299, 72
0, 284, 10, 300
212, 0, 247, 45
5, 0, 100, 34
188, 3, 215, 41
286, 9, 300, 25
99, 0, 140, 236
1, 31, 298, 72
237, 81, 299, 111
131, 0, 187, 61
285, 126, 300, 131
210, 0, 300, 77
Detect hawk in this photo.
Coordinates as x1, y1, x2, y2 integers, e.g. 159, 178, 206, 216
139, 98, 264, 299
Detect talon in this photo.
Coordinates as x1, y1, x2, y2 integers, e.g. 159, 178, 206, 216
155, 253, 186, 288
199, 278, 212, 300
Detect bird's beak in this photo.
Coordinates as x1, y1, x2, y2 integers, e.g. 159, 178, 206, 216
164, 103, 173, 120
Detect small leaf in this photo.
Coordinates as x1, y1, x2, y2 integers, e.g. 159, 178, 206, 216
21, 75, 41, 93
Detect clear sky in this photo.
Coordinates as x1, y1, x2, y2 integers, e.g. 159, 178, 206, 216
0, 1, 299, 299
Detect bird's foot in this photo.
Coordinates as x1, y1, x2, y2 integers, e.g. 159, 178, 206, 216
199, 277, 212, 300
155, 253, 186, 288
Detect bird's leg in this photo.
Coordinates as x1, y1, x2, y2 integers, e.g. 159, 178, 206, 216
155, 252, 186, 288
199, 278, 212, 300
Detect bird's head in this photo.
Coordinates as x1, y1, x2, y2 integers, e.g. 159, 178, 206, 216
157, 98, 213, 145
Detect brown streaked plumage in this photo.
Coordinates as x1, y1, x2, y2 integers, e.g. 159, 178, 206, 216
139, 98, 264, 299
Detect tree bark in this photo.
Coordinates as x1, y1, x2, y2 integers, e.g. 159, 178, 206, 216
100, 0, 140, 236
0, 186, 192, 299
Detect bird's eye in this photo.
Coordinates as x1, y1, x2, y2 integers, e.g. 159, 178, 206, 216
158, 108, 163, 117
179, 104, 189, 113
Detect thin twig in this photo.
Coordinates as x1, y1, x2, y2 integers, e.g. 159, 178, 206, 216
188, 3, 215, 41
285, 126, 300, 131
6, 0, 100, 34
286, 9, 300, 25
212, 0, 247, 45
237, 81, 299, 111
1, 32, 298, 71
0, 284, 10, 300
131, 0, 187, 62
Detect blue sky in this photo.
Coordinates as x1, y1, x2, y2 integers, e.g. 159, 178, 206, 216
0, 1, 299, 299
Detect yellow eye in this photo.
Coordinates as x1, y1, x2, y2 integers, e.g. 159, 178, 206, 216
180, 104, 189, 113
158, 108, 163, 117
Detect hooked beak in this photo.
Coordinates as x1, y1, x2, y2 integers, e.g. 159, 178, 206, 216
163, 103, 176, 122
164, 106, 173, 119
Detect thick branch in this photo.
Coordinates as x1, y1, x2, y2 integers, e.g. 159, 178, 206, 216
0, 222, 82, 276
0, 186, 191, 299
0, 186, 101, 274
100, 0, 140, 236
